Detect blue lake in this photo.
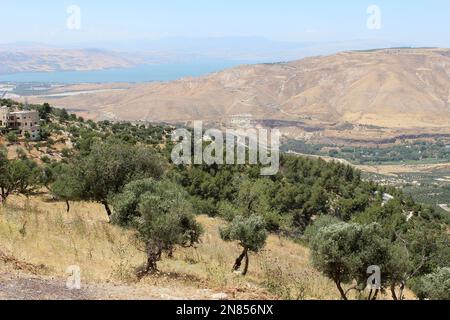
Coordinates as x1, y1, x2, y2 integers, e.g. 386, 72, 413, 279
0, 60, 249, 83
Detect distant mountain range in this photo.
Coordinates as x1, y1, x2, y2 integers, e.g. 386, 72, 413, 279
0, 37, 407, 74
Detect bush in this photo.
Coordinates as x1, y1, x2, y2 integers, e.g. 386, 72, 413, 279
217, 201, 239, 221
16, 148, 27, 160
303, 215, 341, 242
191, 197, 218, 216
6, 132, 18, 144
411, 268, 450, 300
40, 155, 51, 164
61, 148, 73, 158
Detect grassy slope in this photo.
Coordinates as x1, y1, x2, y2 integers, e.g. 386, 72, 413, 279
0, 194, 343, 300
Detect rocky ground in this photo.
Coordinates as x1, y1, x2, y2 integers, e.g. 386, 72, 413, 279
0, 273, 228, 300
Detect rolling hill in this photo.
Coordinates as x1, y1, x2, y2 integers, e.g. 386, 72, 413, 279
25, 48, 450, 141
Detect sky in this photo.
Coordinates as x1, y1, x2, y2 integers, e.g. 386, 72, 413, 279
1, 0, 450, 47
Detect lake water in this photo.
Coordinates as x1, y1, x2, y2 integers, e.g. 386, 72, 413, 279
0, 60, 249, 83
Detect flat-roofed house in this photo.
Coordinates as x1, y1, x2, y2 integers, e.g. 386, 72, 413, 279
0, 106, 40, 140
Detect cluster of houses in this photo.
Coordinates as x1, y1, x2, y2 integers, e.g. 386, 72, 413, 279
0, 106, 41, 140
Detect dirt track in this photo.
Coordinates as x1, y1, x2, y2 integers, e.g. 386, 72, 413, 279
0, 273, 226, 300
0, 273, 90, 300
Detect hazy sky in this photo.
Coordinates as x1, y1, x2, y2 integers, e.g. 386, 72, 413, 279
1, 0, 450, 46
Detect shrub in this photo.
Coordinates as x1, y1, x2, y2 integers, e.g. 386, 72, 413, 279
411, 268, 450, 300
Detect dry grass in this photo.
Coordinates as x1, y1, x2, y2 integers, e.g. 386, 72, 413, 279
0, 195, 342, 299
0, 196, 142, 284
168, 216, 340, 300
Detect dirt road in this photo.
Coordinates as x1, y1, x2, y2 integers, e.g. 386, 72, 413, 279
0, 273, 227, 300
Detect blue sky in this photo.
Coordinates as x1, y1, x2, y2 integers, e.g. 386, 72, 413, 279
1, 0, 450, 47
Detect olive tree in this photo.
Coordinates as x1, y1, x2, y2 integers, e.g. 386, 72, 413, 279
387, 222, 450, 300
49, 163, 82, 212
309, 222, 392, 300
70, 140, 165, 216
0, 158, 42, 202
220, 214, 268, 276
112, 179, 203, 275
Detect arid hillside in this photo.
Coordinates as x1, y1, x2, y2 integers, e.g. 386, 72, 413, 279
0, 48, 136, 74
0, 196, 342, 300
27, 48, 450, 132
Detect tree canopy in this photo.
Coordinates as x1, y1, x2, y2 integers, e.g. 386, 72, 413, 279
0, 150, 42, 201
55, 139, 165, 216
